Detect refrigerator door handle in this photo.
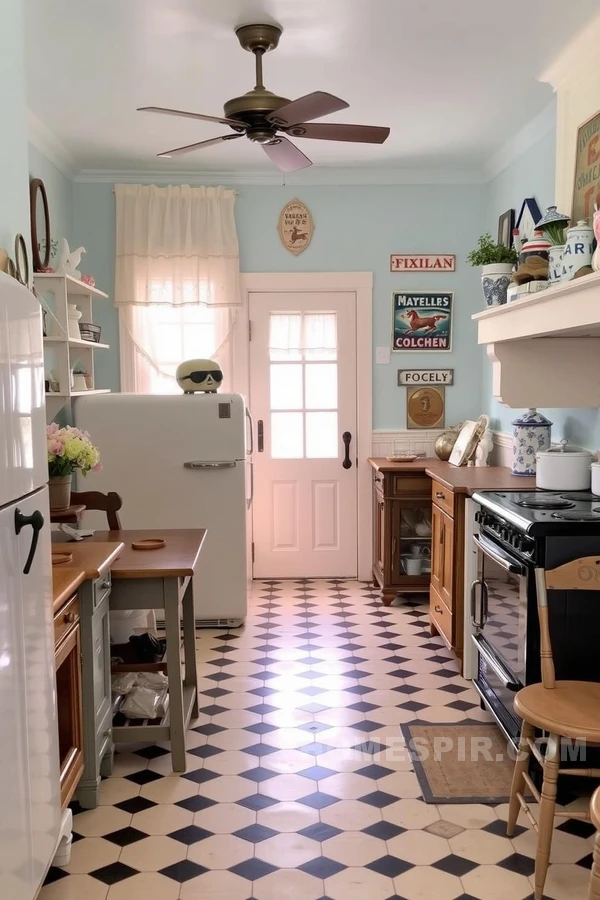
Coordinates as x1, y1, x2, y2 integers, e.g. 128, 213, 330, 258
14, 507, 44, 575
183, 461, 236, 469
246, 407, 254, 456
247, 459, 254, 510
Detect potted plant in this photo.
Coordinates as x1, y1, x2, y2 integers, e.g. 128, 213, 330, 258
467, 233, 518, 307
46, 423, 101, 511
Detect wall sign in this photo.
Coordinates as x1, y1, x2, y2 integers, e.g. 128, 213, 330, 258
392, 291, 453, 352
572, 110, 600, 221
390, 254, 455, 272
398, 369, 454, 386
278, 198, 313, 255
407, 386, 445, 429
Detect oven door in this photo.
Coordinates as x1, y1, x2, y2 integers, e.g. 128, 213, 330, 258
471, 532, 529, 744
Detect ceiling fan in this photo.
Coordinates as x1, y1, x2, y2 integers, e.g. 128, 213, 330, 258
138, 23, 390, 172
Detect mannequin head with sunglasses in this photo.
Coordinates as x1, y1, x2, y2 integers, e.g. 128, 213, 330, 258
176, 359, 224, 393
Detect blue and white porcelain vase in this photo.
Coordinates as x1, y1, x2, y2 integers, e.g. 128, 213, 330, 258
562, 219, 594, 280
511, 408, 553, 476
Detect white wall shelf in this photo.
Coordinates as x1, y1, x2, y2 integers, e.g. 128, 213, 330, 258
35, 274, 111, 417
472, 272, 600, 407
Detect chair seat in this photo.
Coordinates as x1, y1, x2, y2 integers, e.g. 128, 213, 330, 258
515, 681, 600, 742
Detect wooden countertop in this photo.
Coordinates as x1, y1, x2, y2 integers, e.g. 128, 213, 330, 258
369, 457, 537, 494
52, 567, 86, 614
86, 529, 207, 578
52, 541, 125, 580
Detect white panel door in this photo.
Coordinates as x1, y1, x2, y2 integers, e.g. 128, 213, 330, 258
250, 291, 357, 578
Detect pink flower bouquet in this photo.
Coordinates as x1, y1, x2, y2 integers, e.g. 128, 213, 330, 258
46, 423, 102, 478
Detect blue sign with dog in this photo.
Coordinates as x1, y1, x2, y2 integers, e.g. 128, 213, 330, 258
392, 291, 453, 352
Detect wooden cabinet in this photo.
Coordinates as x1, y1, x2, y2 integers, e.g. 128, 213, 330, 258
429, 480, 464, 657
54, 593, 84, 810
77, 573, 114, 809
371, 466, 432, 606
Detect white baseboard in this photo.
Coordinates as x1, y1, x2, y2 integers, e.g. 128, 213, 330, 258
372, 429, 444, 458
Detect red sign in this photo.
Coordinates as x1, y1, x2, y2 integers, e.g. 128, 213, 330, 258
390, 254, 456, 272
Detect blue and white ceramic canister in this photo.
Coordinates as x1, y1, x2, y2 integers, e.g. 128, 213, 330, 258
511, 408, 553, 476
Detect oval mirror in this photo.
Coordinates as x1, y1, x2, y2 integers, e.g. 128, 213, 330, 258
14, 234, 30, 287
30, 178, 51, 271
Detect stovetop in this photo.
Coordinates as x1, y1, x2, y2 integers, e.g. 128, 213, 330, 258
472, 490, 600, 536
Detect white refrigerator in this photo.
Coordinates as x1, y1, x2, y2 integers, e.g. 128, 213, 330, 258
0, 273, 61, 899
74, 392, 252, 623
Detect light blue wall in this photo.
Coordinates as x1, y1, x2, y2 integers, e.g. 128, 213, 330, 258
484, 101, 600, 448
73, 181, 485, 429
28, 143, 74, 251
0, 0, 29, 249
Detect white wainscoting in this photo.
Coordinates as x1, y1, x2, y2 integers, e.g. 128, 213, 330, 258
491, 431, 512, 467
371, 430, 444, 458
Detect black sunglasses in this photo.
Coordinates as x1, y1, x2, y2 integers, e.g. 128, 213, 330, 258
185, 370, 224, 384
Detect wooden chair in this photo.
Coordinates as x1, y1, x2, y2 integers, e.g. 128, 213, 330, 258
507, 558, 600, 900
70, 490, 123, 530
589, 787, 600, 899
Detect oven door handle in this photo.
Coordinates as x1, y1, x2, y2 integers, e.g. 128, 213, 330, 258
470, 579, 485, 629
472, 635, 520, 691
472, 533, 526, 575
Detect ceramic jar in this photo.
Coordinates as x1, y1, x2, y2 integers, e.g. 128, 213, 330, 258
519, 231, 551, 264
562, 219, 594, 279
548, 244, 564, 285
511, 408, 553, 476
481, 263, 513, 307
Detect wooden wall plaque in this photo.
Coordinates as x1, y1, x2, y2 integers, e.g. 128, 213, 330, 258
278, 199, 313, 255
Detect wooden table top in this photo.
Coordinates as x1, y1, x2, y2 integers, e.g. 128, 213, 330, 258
368, 458, 537, 494
87, 529, 207, 579
52, 567, 86, 614
52, 541, 124, 580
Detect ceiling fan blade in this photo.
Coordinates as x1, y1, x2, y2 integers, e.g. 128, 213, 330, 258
262, 137, 312, 172
287, 122, 390, 144
267, 91, 349, 127
139, 106, 245, 130
158, 133, 243, 158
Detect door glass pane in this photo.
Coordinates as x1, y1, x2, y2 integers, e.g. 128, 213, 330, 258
305, 363, 337, 410
270, 364, 303, 410
269, 313, 302, 361
271, 412, 303, 458
304, 313, 337, 361
306, 411, 338, 459
399, 505, 432, 576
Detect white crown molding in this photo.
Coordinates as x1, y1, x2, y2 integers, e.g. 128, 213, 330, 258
484, 101, 556, 181
540, 13, 600, 90
73, 166, 486, 186
28, 110, 76, 179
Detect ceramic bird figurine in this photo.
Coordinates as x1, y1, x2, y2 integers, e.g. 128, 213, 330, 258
55, 239, 87, 279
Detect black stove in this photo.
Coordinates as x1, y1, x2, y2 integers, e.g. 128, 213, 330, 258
470, 488, 600, 752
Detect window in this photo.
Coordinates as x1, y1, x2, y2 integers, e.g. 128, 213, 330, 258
268, 312, 338, 459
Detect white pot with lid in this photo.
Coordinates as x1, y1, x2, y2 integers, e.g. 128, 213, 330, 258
591, 462, 600, 496
535, 440, 594, 491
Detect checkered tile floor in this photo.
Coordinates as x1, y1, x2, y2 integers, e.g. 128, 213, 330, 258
41, 581, 594, 900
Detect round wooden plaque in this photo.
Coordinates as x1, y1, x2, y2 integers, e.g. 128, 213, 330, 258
131, 538, 166, 551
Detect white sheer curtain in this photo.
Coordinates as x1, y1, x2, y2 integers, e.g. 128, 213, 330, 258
269, 313, 337, 361
114, 184, 240, 393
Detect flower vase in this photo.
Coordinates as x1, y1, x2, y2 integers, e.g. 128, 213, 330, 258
481, 263, 513, 307
48, 475, 72, 511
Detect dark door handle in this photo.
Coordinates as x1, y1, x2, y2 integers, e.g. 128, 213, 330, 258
342, 431, 352, 469
257, 419, 264, 453
15, 508, 44, 575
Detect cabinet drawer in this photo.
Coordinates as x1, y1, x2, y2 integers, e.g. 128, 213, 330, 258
391, 475, 430, 497
54, 594, 80, 648
431, 479, 455, 517
430, 587, 453, 645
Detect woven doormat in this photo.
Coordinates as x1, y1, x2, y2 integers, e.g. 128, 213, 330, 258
400, 722, 520, 804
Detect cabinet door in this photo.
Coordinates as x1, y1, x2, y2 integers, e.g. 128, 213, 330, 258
431, 505, 454, 608
55, 623, 84, 809
373, 486, 386, 573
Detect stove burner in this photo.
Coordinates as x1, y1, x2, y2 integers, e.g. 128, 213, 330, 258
561, 492, 595, 501
517, 497, 575, 510
551, 510, 600, 521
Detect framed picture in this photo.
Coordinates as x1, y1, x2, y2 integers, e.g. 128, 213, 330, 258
515, 197, 542, 243
572, 110, 600, 221
392, 291, 453, 352
497, 209, 515, 248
